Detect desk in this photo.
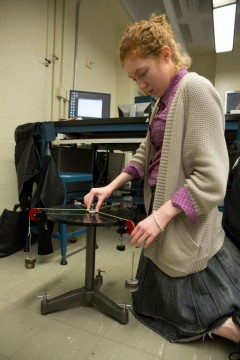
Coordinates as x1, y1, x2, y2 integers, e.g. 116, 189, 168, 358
53, 117, 148, 138
39, 115, 240, 192
51, 117, 148, 151
42, 115, 240, 139
39, 115, 240, 189
46, 115, 240, 149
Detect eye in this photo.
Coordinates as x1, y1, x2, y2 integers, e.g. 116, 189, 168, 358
131, 68, 148, 83
139, 69, 148, 78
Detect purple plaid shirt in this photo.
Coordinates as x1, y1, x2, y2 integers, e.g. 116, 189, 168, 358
123, 68, 196, 223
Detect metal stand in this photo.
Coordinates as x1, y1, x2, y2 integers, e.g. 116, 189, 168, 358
41, 226, 128, 324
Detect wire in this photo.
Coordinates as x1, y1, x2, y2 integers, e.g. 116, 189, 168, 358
30, 203, 132, 223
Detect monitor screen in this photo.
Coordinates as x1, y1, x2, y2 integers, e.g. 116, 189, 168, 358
69, 90, 111, 119
118, 102, 152, 118
225, 91, 240, 114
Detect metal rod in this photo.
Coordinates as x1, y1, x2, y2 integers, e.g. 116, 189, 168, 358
28, 218, 32, 257
131, 246, 135, 280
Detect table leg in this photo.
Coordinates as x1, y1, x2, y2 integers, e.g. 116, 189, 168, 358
85, 227, 96, 290
91, 290, 128, 324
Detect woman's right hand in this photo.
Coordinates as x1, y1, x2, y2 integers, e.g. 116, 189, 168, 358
84, 172, 134, 212
84, 185, 113, 212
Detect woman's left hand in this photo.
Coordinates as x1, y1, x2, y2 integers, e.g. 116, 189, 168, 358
130, 214, 162, 248
130, 200, 182, 248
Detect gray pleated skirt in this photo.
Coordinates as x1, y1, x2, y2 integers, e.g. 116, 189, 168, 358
132, 236, 240, 342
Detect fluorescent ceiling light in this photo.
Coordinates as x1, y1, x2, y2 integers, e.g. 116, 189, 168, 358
213, 3, 236, 52
213, 0, 236, 7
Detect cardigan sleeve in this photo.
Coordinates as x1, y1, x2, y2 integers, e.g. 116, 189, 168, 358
181, 75, 229, 214
172, 186, 197, 223
122, 161, 144, 179
126, 138, 148, 168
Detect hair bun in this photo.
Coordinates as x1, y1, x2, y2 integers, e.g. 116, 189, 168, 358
150, 14, 167, 26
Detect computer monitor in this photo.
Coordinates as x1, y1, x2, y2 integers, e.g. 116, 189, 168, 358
225, 91, 240, 114
118, 102, 152, 118
69, 90, 111, 119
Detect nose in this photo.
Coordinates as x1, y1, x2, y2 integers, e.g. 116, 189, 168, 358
137, 79, 148, 91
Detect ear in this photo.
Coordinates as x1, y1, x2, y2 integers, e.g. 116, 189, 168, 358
163, 46, 171, 61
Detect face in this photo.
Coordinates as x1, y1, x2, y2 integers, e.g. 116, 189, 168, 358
123, 47, 175, 98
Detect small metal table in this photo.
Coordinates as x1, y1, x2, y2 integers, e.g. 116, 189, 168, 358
40, 205, 129, 324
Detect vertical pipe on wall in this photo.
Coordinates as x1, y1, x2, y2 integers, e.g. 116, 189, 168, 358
59, 0, 66, 118
73, 0, 83, 90
50, 0, 57, 120
45, 0, 54, 121
60, 0, 65, 87
45, 0, 50, 65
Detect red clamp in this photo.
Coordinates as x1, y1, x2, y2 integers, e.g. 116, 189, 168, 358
124, 219, 135, 234
29, 208, 42, 221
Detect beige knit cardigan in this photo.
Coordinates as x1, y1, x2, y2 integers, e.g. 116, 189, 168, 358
129, 72, 229, 277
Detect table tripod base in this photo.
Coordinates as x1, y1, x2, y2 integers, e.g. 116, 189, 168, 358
39, 217, 129, 325
41, 286, 129, 324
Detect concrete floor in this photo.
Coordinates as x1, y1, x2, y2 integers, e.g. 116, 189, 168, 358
0, 226, 236, 360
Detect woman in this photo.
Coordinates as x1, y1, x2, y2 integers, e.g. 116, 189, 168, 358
84, 14, 240, 344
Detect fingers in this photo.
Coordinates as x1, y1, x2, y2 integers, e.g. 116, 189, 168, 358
130, 230, 153, 248
130, 216, 162, 248
84, 192, 94, 210
131, 232, 156, 249
94, 198, 103, 212
143, 237, 154, 249
84, 189, 105, 212
131, 225, 147, 246
131, 232, 146, 247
